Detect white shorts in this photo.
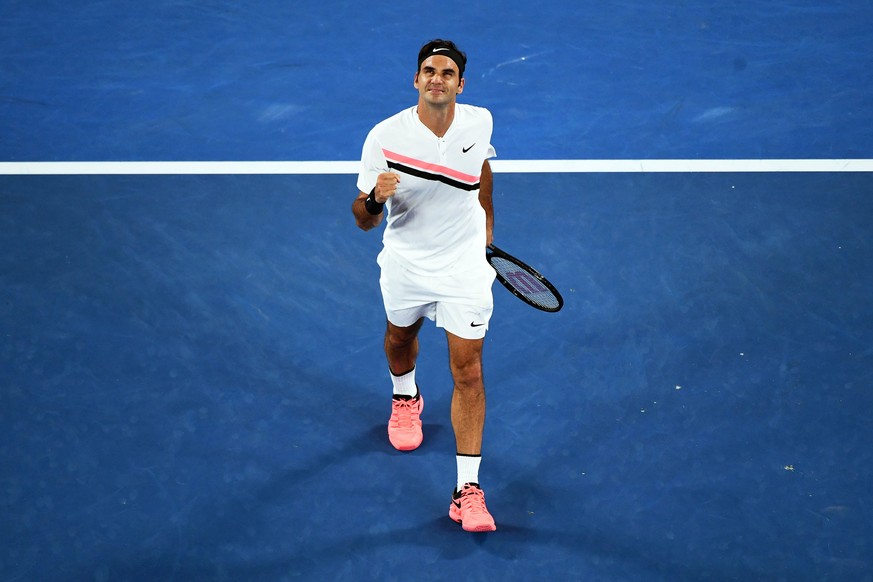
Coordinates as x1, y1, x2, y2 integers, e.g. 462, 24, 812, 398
378, 250, 496, 340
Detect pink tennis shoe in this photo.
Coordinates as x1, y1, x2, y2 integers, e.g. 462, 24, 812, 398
449, 483, 497, 532
388, 394, 423, 451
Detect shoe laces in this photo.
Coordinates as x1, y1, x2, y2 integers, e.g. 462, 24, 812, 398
390, 396, 419, 429
459, 485, 489, 514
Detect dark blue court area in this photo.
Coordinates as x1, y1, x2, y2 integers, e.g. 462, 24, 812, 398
3, 173, 872, 580
3, 1, 873, 581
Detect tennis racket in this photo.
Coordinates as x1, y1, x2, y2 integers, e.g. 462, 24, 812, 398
486, 244, 563, 312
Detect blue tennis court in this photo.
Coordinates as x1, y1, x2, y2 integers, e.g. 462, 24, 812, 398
2, 2, 872, 580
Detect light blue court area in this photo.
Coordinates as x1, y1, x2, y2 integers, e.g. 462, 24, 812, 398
1, 1, 872, 161
2, 172, 872, 580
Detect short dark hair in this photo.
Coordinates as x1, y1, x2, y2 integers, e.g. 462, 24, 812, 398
417, 39, 467, 78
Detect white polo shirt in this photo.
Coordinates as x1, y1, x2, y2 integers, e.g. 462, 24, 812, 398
357, 104, 496, 276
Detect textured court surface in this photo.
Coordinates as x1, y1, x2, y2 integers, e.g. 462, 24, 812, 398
2, 1, 871, 162
2, 2, 872, 581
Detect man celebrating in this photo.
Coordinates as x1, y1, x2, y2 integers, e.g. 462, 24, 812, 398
352, 39, 497, 532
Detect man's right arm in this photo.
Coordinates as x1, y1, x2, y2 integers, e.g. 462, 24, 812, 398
352, 172, 400, 231
352, 190, 383, 231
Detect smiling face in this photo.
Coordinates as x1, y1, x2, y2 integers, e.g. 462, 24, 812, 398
414, 55, 464, 108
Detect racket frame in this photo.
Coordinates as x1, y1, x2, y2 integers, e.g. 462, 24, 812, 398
486, 244, 564, 313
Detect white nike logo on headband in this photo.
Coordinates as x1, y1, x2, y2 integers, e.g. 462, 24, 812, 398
432, 48, 449, 52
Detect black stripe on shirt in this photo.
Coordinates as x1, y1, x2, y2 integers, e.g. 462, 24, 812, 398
387, 161, 480, 192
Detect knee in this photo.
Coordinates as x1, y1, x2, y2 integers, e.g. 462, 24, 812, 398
451, 359, 484, 391
385, 325, 420, 355
385, 329, 415, 351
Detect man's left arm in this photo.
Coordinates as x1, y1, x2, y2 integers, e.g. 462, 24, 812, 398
478, 160, 494, 246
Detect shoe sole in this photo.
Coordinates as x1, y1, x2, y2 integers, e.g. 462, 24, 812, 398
449, 507, 496, 532
390, 439, 422, 452
464, 523, 497, 533
451, 517, 496, 532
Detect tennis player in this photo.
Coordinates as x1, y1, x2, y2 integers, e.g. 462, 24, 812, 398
352, 39, 497, 532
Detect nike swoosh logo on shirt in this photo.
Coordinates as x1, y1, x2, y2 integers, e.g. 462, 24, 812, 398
463, 143, 476, 153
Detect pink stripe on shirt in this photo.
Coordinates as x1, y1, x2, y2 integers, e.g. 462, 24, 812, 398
382, 148, 479, 184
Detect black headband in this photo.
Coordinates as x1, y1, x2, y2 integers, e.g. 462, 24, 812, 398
418, 46, 466, 78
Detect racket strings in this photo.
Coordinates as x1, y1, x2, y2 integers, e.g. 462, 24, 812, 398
489, 257, 561, 310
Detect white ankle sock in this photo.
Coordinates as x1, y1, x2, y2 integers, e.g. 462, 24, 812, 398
456, 454, 482, 490
390, 367, 418, 398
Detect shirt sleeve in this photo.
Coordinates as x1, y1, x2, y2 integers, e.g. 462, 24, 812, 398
356, 129, 388, 194
483, 109, 496, 160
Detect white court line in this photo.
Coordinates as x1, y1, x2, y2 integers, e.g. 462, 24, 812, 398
1, 159, 872, 175
493, 159, 873, 173
0, 161, 359, 175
